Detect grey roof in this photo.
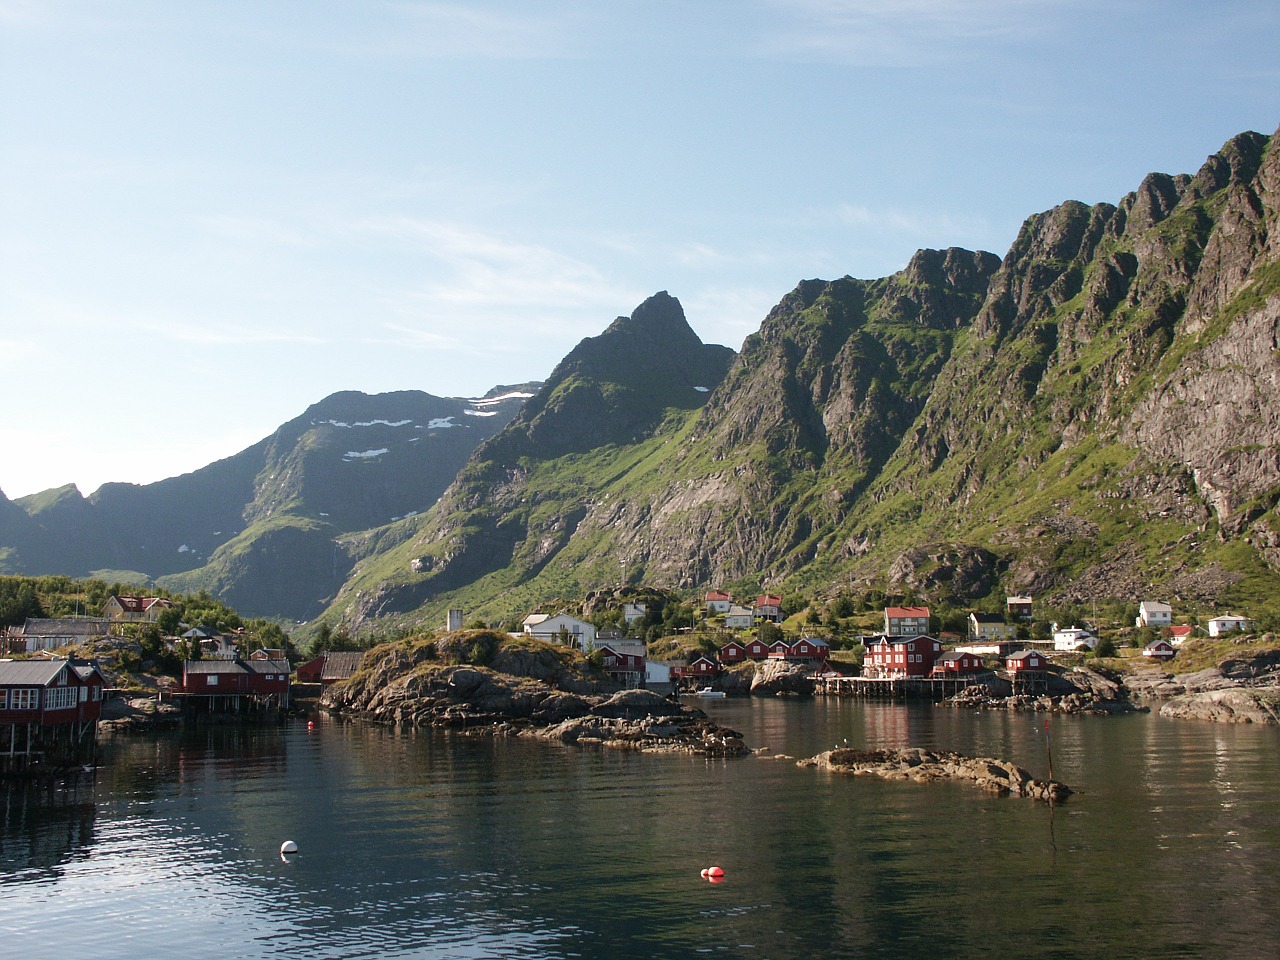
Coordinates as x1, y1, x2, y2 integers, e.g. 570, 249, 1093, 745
242, 659, 290, 675
0, 659, 70, 685
1008, 650, 1044, 662
321, 651, 365, 681
19, 617, 110, 637
71, 661, 108, 683
183, 660, 248, 675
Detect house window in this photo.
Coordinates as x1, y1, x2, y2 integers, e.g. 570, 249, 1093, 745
207, 675, 219, 686
0, 690, 6, 709
11, 688, 38, 710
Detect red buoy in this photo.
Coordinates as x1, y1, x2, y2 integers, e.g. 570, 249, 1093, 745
707, 866, 725, 878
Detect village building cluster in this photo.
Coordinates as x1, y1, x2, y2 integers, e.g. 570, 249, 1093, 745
0, 583, 1263, 774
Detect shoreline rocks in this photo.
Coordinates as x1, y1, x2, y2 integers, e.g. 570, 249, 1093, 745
322, 664, 749, 757
800, 747, 1071, 803
1158, 688, 1280, 724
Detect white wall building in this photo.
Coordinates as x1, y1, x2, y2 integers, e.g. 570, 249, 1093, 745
1136, 601, 1172, 629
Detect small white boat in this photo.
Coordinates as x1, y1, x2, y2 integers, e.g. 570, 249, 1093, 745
691, 687, 726, 698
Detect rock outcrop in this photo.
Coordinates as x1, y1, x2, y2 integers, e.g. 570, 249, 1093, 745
800, 747, 1071, 803
749, 659, 815, 696
1159, 688, 1280, 724
320, 632, 749, 757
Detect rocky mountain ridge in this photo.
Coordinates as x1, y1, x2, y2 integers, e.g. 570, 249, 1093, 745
0, 386, 536, 619
326, 124, 1280, 631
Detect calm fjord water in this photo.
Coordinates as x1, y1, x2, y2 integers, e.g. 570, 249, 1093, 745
3, 699, 1278, 960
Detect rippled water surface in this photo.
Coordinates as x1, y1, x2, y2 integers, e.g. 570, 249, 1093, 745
3, 700, 1278, 959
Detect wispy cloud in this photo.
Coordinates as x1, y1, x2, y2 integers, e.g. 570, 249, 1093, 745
761, 0, 1059, 63
331, 1, 573, 60
360, 217, 636, 310
835, 202, 992, 239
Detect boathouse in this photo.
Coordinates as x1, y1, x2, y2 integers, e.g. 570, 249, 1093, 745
296, 650, 366, 687
684, 655, 720, 679
1, 658, 106, 773
597, 644, 645, 688
1006, 649, 1049, 693
177, 658, 291, 713
931, 650, 984, 677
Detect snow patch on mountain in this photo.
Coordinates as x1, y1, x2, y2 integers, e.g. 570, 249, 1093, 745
315, 418, 414, 428
469, 391, 535, 406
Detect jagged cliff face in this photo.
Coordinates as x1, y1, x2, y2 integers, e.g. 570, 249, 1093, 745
331, 126, 1280, 630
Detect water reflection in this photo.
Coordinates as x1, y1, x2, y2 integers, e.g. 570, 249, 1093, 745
1, 704, 1278, 959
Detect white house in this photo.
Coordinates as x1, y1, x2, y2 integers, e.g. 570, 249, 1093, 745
524, 613, 597, 649
623, 603, 647, 625
1053, 624, 1097, 652
1207, 614, 1254, 637
704, 591, 733, 614
645, 659, 679, 686
724, 605, 755, 630
1137, 601, 1173, 629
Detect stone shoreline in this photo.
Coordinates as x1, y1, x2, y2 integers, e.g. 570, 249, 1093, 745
800, 747, 1071, 803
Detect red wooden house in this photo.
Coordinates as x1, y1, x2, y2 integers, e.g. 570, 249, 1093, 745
766, 639, 793, 659
180, 659, 291, 709
684, 655, 720, 678
864, 635, 944, 678
597, 644, 645, 688
1142, 639, 1177, 662
743, 638, 770, 660
718, 640, 747, 664
931, 650, 984, 677
0, 658, 105, 771
791, 637, 828, 661
1006, 649, 1049, 691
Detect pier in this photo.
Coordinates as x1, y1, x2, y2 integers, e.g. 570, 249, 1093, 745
816, 673, 997, 701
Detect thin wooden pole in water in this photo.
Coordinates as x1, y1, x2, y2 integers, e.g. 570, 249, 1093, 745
1043, 718, 1054, 782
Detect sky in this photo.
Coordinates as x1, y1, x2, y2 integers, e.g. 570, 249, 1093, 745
2, 1, 1278, 500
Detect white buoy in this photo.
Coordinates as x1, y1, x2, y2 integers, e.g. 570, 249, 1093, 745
280, 840, 298, 855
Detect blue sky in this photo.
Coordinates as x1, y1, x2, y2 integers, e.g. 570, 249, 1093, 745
2, 0, 1278, 499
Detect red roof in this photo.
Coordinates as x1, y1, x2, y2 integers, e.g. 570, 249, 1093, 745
1168, 625, 1193, 638
886, 606, 931, 618
705, 590, 731, 602
755, 595, 782, 607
